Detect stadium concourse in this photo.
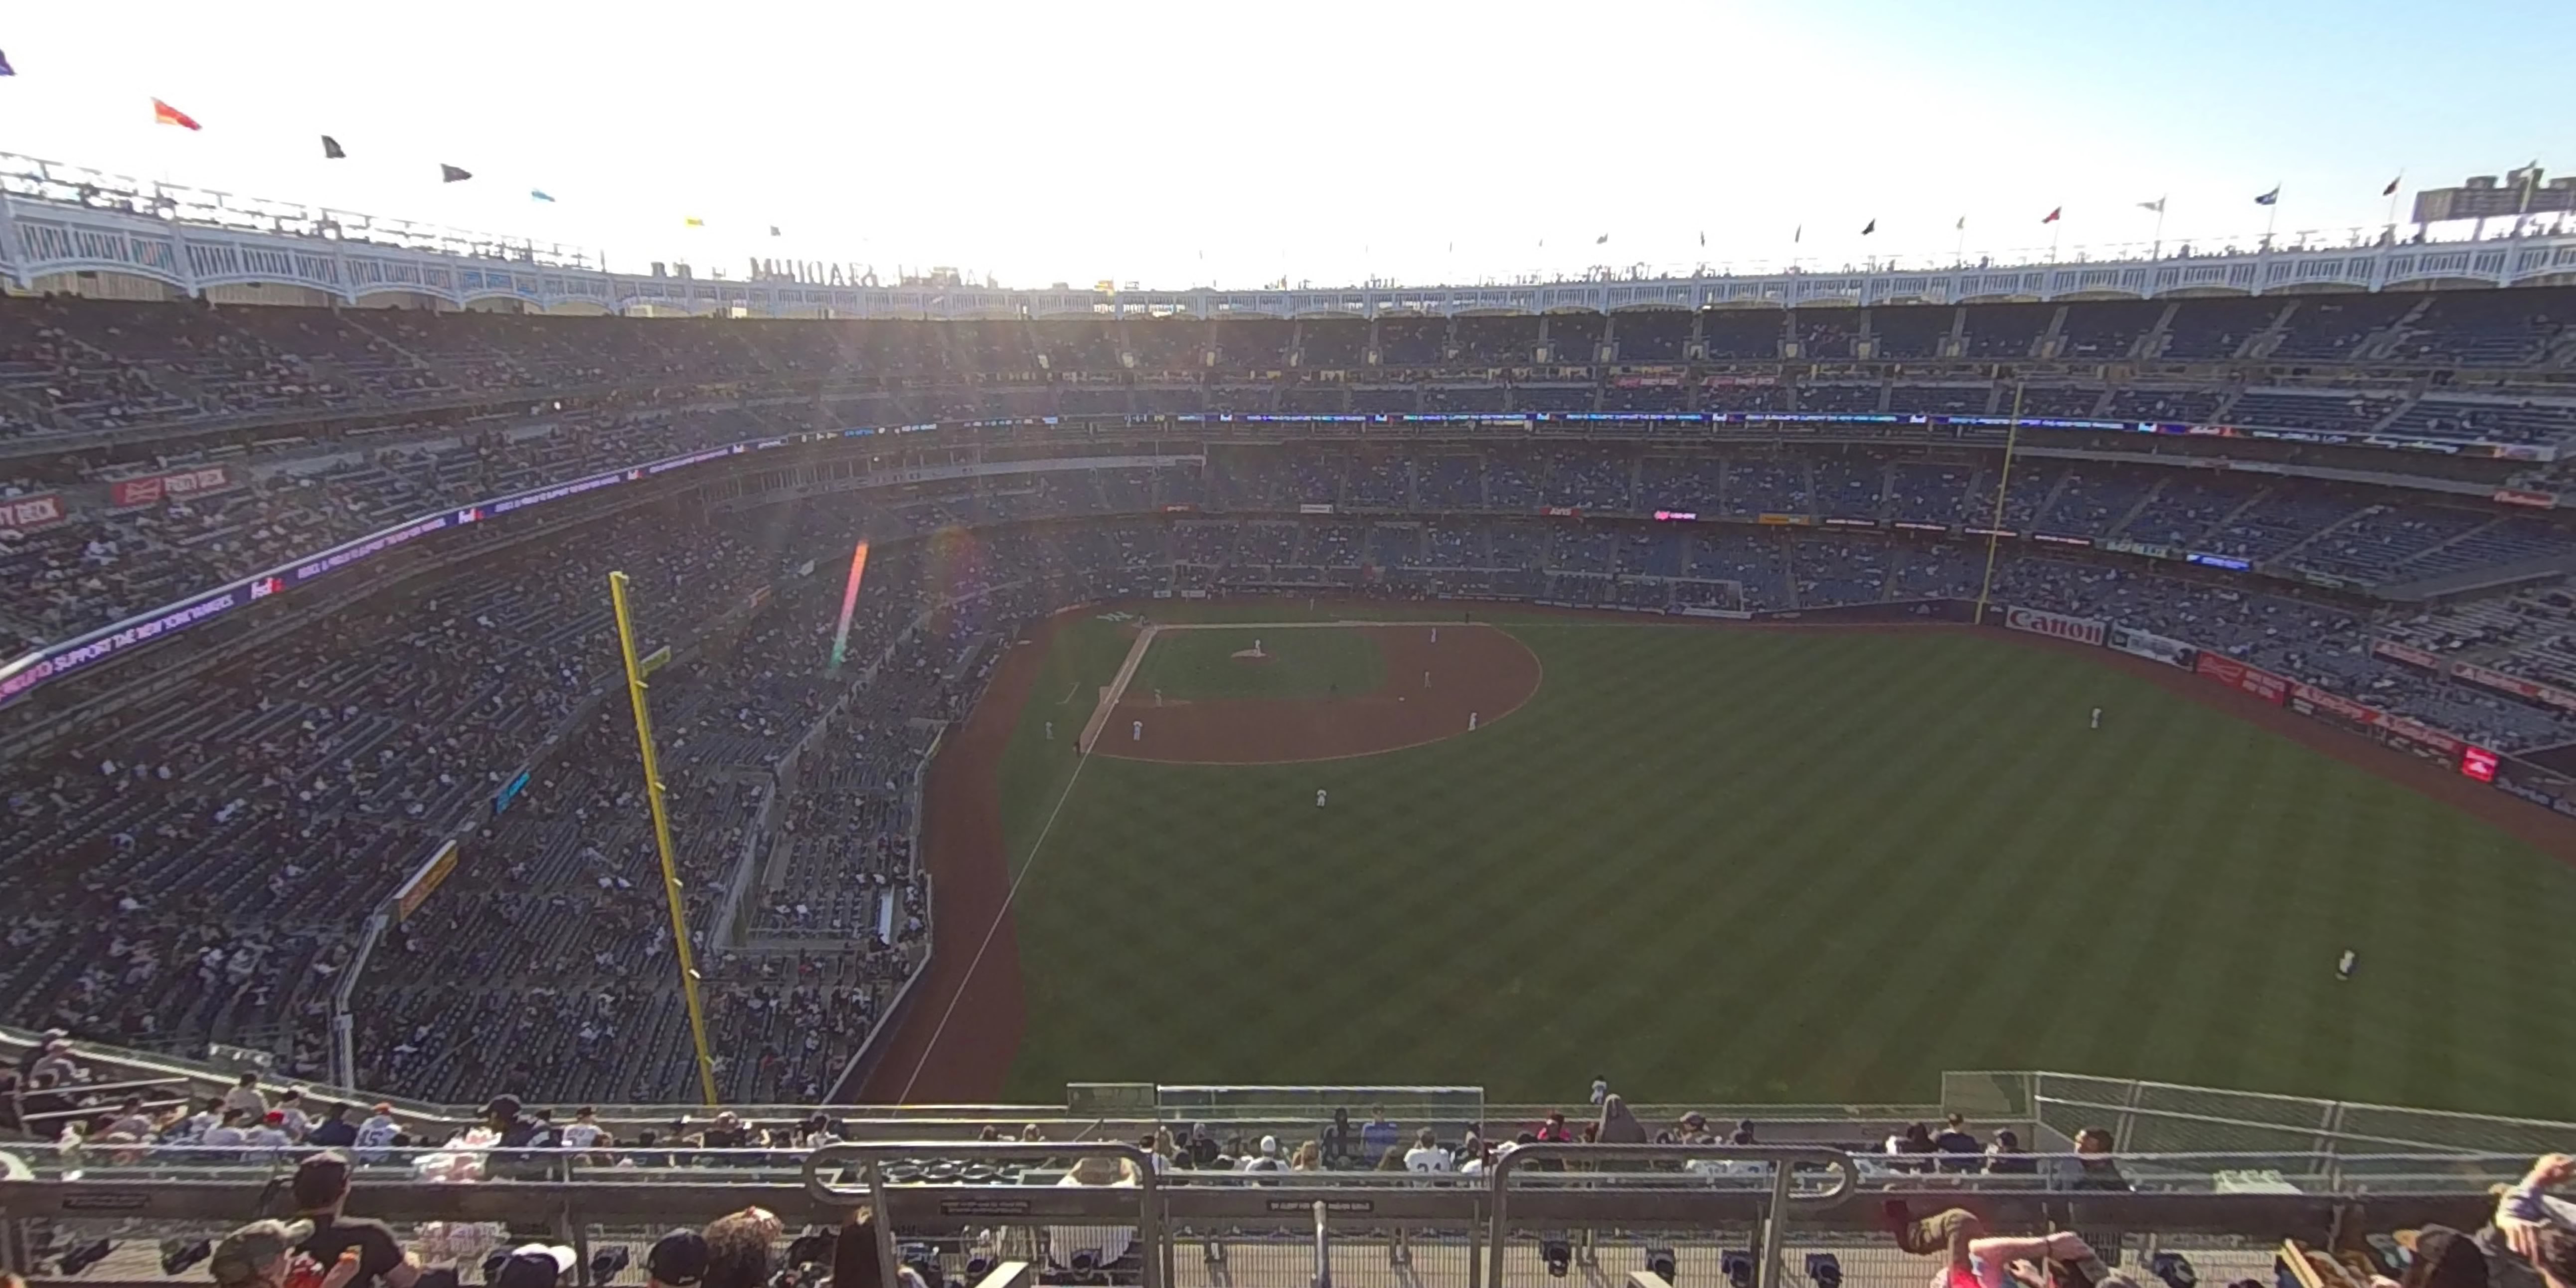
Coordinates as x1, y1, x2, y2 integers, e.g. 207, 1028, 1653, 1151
6, 282, 2576, 1112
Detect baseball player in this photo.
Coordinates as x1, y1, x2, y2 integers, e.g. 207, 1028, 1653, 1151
2090, 706, 2102, 730
1131, 720, 1142, 743
1045, 721, 1054, 742
2337, 949, 2357, 980
1316, 789, 1327, 808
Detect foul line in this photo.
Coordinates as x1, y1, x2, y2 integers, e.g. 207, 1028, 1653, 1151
1057, 682, 1079, 704
897, 745, 1093, 1103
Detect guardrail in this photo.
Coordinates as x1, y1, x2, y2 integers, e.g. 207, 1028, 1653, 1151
1487, 1145, 1860, 1288
803, 1142, 1164, 1288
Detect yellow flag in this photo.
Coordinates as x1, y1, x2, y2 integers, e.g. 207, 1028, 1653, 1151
683, 217, 705, 228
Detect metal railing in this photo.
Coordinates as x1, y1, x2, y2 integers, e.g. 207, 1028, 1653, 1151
802, 1141, 1164, 1288
1486, 1144, 1860, 1288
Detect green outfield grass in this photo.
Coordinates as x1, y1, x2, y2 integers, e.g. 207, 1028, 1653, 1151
982, 610, 2576, 1119
1129, 626, 1385, 702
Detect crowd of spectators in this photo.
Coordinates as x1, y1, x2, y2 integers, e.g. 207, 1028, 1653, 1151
12, 299, 2576, 1107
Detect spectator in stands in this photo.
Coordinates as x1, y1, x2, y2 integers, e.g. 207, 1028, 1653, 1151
304, 1105, 356, 1149
1892, 1206, 2121, 1288
701, 1207, 784, 1288
2490, 1153, 2576, 1288
1361, 1107, 1401, 1159
222, 1073, 268, 1118
1290, 1140, 1324, 1171
1048, 1156, 1139, 1275
210, 1218, 364, 1288
1242, 1135, 1288, 1173
1404, 1127, 1452, 1173
1983, 1129, 2037, 1175
2054, 1127, 2128, 1191
1185, 1123, 1220, 1168
1597, 1095, 1647, 1146
353, 1105, 400, 1160
1324, 1108, 1352, 1165
645, 1230, 709, 1288
1933, 1114, 1980, 1171
276, 1088, 313, 1140
289, 1150, 421, 1288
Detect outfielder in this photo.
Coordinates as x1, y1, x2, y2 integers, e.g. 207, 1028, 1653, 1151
1316, 789, 1327, 808
2090, 706, 2102, 730
1131, 719, 1142, 742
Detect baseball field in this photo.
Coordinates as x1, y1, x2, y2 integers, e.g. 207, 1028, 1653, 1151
868, 603, 2576, 1121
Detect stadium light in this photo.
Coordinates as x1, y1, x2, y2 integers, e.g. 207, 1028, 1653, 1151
1723, 1250, 1756, 1288
2151, 1253, 2199, 1288
1542, 1238, 1573, 1278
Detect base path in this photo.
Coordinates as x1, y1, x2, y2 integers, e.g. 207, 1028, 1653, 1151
1101, 622, 1542, 765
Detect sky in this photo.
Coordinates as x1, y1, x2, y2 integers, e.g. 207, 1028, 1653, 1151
0, 0, 2569, 292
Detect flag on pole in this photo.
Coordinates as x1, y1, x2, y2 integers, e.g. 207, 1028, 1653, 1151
152, 98, 202, 131
769, 225, 782, 237
439, 164, 472, 183
1860, 218, 1876, 235
1698, 230, 1705, 246
2382, 175, 2402, 197
321, 135, 345, 160
684, 217, 705, 227
1793, 225, 1801, 243
1955, 216, 1965, 231
1595, 233, 1609, 245
2136, 197, 2165, 212
529, 189, 555, 202
2042, 206, 2062, 224
0, 50, 16, 76
2254, 185, 2280, 206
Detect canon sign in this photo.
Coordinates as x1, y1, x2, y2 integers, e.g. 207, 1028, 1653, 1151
2004, 606, 2107, 647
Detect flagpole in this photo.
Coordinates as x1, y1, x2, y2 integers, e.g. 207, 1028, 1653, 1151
1953, 221, 1966, 267
2152, 200, 2167, 260
2263, 191, 2280, 251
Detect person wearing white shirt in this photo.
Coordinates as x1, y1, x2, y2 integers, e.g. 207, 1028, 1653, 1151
275, 1089, 313, 1141
354, 1106, 401, 1162
1240, 1136, 1288, 1173
1048, 1156, 1138, 1272
1403, 1128, 1453, 1173
221, 1074, 268, 1119
560, 1107, 604, 1152
1590, 1077, 1610, 1106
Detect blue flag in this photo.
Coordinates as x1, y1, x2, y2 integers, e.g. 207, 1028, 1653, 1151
0, 49, 15, 76
529, 189, 555, 202
2254, 186, 2280, 206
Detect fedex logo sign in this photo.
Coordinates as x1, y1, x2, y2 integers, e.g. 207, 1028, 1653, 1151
2004, 606, 2108, 647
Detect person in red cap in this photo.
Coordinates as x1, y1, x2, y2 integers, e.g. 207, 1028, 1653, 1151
246, 1110, 294, 1156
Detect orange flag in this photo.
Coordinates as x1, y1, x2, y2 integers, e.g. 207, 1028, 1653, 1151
152, 98, 202, 130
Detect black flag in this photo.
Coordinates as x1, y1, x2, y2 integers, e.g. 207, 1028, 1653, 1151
769, 225, 782, 237
321, 136, 345, 160
1595, 233, 1609, 245
440, 163, 473, 183
1861, 218, 1877, 235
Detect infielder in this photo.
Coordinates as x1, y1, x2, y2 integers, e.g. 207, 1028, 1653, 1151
1131, 719, 1142, 742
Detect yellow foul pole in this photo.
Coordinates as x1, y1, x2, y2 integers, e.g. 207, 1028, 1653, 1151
607, 571, 721, 1107
1970, 380, 2029, 627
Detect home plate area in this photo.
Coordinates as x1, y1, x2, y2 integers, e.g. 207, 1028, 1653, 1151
1098, 621, 1541, 764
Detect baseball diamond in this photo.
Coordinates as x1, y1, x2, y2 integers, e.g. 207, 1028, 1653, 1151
865, 598, 2576, 1119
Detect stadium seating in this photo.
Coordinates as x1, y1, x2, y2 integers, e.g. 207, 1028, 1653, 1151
11, 284, 2576, 1103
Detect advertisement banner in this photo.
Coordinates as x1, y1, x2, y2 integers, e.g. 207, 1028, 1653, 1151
2371, 639, 2443, 670
0, 492, 67, 531
2493, 488, 2558, 509
2194, 651, 2289, 704
2460, 746, 2501, 783
1541, 506, 1582, 517
2381, 715, 2464, 758
109, 465, 235, 507
2289, 682, 2376, 723
1297, 502, 1335, 514
2108, 624, 2195, 668
2452, 661, 2576, 715
2004, 605, 2108, 647
393, 838, 460, 924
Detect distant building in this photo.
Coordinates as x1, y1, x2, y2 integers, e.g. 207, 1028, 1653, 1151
2414, 166, 2576, 223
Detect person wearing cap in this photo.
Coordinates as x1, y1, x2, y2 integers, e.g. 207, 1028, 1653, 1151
208, 1219, 360, 1288
290, 1150, 420, 1288
645, 1230, 709, 1288
1184, 1124, 1220, 1168
489, 1245, 577, 1288
353, 1106, 400, 1162
247, 1110, 294, 1155
306, 1106, 358, 1150
1240, 1135, 1288, 1173
275, 1089, 314, 1141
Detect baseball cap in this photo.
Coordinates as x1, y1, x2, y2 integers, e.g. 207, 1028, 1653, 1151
1680, 1113, 1708, 1130
370, 1103, 394, 1116
1260, 1135, 1280, 1156
263, 1111, 287, 1125
209, 1219, 315, 1287
646, 1231, 709, 1287
491, 1243, 575, 1288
